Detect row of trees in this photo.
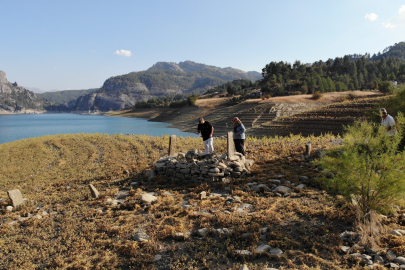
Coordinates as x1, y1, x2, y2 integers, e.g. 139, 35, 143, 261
135, 94, 198, 109
260, 43, 405, 96
205, 79, 259, 95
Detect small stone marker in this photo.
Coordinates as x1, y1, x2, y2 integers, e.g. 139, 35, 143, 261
199, 191, 206, 200
227, 131, 235, 159
168, 135, 177, 156
305, 142, 312, 156
88, 184, 100, 198
7, 189, 24, 208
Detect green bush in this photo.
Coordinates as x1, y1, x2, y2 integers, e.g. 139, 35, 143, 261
378, 81, 394, 94
315, 113, 405, 216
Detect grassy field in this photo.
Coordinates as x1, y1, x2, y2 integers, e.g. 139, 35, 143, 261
1, 133, 404, 269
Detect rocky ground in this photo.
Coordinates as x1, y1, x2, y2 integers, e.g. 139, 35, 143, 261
2, 133, 405, 269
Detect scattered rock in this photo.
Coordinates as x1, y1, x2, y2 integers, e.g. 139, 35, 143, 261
154, 254, 162, 262
141, 193, 158, 204
374, 255, 384, 263
385, 262, 399, 269
239, 264, 249, 270
88, 184, 100, 198
393, 257, 405, 264
174, 232, 190, 241
235, 250, 252, 256
273, 186, 291, 194
315, 148, 326, 158
145, 170, 155, 180
32, 215, 42, 219
350, 253, 361, 258
296, 184, 306, 189
386, 251, 397, 261
133, 231, 150, 242
270, 248, 283, 255
197, 228, 208, 237
299, 176, 309, 181
340, 246, 350, 253
390, 230, 402, 236
339, 231, 359, 242
256, 244, 272, 252
162, 191, 174, 196
7, 189, 24, 208
6, 206, 13, 212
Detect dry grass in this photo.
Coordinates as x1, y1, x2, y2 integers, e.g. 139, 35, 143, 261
0, 134, 404, 269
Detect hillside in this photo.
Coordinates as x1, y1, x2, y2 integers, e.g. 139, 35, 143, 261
38, 88, 97, 104
73, 61, 261, 112
0, 70, 47, 114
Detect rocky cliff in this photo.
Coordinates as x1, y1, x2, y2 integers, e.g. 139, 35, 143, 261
0, 70, 46, 114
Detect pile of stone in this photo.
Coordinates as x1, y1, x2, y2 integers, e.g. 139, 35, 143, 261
153, 149, 254, 183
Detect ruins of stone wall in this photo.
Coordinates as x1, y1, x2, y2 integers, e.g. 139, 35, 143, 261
153, 149, 254, 183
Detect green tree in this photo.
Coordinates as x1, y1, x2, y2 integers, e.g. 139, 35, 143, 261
315, 115, 405, 216
187, 95, 198, 105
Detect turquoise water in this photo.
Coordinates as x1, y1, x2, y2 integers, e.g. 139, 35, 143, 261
0, 113, 198, 144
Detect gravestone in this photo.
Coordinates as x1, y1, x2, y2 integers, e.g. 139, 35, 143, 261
227, 131, 235, 158
305, 142, 312, 156
169, 135, 177, 156
88, 184, 100, 198
7, 189, 24, 207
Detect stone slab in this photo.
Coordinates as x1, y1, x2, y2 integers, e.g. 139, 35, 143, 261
7, 189, 24, 208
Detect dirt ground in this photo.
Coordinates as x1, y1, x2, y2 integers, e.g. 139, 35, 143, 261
196, 91, 383, 109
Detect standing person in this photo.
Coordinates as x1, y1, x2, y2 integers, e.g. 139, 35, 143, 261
197, 117, 214, 154
381, 108, 397, 136
232, 117, 246, 156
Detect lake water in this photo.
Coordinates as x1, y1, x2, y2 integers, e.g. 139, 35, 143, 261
0, 113, 198, 144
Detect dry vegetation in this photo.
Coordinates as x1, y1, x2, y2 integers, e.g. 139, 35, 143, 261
1, 133, 405, 269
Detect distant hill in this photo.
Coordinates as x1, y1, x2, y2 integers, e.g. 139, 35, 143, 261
0, 70, 48, 113
38, 89, 97, 104
74, 61, 261, 111
370, 42, 405, 62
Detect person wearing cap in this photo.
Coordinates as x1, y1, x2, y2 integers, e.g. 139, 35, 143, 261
381, 108, 397, 136
197, 117, 214, 154
232, 117, 246, 156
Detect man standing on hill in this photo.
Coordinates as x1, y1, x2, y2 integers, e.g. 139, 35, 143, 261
197, 117, 214, 154
381, 108, 397, 136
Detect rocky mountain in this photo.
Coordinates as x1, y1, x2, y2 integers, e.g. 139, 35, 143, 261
0, 61, 262, 113
38, 89, 97, 104
0, 71, 46, 114
75, 61, 261, 111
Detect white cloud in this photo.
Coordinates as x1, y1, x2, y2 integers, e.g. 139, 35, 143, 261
365, 13, 378, 21
114, 49, 132, 57
399, 5, 405, 16
383, 23, 395, 28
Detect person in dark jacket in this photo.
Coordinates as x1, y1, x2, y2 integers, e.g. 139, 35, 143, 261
232, 117, 246, 156
197, 117, 214, 153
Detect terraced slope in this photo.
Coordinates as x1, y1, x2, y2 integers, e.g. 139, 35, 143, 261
180, 102, 278, 136
250, 97, 385, 137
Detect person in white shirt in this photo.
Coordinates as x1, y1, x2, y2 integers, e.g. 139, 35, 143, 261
381, 108, 397, 136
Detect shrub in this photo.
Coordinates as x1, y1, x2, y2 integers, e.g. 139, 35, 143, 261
312, 91, 323, 100
187, 95, 198, 105
347, 92, 357, 99
378, 81, 394, 94
261, 94, 271, 100
315, 114, 405, 216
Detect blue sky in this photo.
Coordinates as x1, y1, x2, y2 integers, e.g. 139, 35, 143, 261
1, 0, 404, 91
